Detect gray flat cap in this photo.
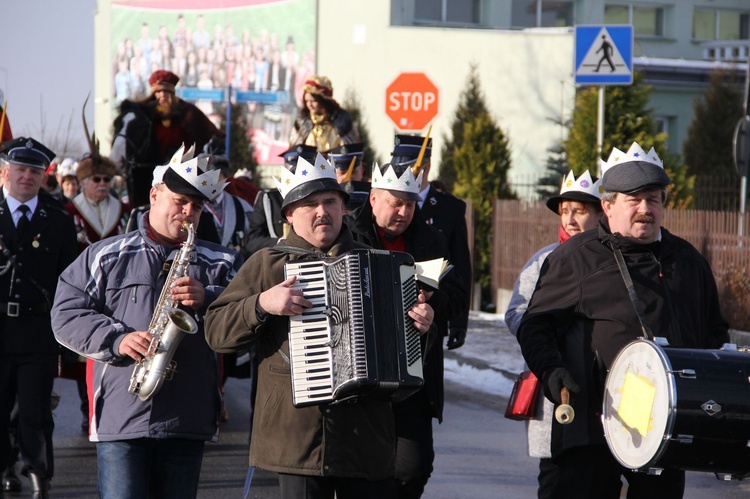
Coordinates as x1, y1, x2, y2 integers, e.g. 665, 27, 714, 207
601, 161, 670, 194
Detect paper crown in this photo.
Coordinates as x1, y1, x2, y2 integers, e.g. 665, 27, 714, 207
560, 170, 602, 198
276, 152, 338, 200
154, 144, 227, 201
600, 142, 663, 175
546, 170, 602, 213
371, 162, 424, 201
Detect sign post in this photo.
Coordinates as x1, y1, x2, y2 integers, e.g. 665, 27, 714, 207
575, 25, 633, 170
385, 72, 439, 131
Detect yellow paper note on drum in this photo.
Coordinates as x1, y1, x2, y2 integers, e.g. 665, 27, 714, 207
617, 371, 656, 437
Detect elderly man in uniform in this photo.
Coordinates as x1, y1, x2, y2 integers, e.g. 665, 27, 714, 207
346, 159, 468, 498
325, 143, 370, 212
0, 138, 77, 499
517, 143, 729, 498
205, 153, 436, 499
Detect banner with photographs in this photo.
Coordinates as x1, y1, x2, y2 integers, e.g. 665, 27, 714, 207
111, 0, 316, 164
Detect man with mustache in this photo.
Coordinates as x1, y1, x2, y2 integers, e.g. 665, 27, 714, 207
52, 146, 242, 499
516, 142, 729, 499
205, 153, 436, 499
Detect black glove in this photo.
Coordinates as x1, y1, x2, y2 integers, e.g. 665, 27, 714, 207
446, 328, 466, 350
542, 367, 580, 404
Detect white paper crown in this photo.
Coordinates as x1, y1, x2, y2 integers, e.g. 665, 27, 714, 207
599, 142, 664, 176
560, 170, 602, 199
153, 144, 228, 201
276, 152, 336, 200
370, 162, 424, 197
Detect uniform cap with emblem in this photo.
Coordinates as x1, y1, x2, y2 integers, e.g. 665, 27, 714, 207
545, 170, 603, 214
153, 144, 227, 202
149, 69, 180, 94
276, 152, 348, 211
390, 134, 432, 168
278, 144, 318, 173
600, 142, 670, 194
325, 143, 364, 171
0, 137, 55, 169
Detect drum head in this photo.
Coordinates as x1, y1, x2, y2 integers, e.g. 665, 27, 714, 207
603, 339, 675, 470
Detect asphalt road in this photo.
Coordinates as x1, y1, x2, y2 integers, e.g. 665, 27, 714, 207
22, 315, 750, 498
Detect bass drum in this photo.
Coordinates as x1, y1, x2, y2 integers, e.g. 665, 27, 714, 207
602, 338, 750, 478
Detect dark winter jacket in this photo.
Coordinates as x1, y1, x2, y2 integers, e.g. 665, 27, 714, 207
517, 218, 729, 457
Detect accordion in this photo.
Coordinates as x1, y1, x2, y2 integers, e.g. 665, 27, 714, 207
284, 249, 424, 407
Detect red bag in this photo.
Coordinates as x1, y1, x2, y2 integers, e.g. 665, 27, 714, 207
504, 370, 540, 420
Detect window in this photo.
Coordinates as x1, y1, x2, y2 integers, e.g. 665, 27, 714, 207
693, 8, 750, 41
415, 0, 480, 25
511, 0, 574, 28
604, 4, 665, 37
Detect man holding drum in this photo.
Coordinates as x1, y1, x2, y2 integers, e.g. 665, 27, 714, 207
517, 142, 729, 498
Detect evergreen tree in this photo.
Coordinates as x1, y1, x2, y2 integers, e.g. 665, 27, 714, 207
683, 69, 743, 177
452, 113, 515, 310
537, 114, 571, 199
439, 63, 491, 192
565, 71, 693, 208
343, 89, 380, 175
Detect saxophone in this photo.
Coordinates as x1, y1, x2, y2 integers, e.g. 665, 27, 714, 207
128, 221, 199, 401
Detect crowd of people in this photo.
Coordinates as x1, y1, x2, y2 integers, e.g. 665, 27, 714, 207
0, 64, 732, 499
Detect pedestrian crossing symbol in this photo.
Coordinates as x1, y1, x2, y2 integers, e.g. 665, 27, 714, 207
575, 25, 633, 85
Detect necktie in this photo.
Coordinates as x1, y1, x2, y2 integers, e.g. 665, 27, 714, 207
16, 205, 30, 234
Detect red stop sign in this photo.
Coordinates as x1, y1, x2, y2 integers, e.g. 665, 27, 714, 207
385, 72, 439, 131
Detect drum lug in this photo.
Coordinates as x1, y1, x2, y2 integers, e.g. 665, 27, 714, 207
668, 368, 696, 379
646, 467, 664, 475
715, 473, 736, 481
669, 434, 694, 444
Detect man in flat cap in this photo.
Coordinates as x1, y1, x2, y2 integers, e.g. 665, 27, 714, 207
0, 137, 78, 499
111, 69, 224, 207
516, 142, 729, 498
52, 146, 242, 499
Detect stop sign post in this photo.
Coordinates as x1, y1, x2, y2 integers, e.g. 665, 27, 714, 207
385, 72, 439, 131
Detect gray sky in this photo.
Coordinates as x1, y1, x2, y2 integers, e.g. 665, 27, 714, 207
1, 0, 97, 158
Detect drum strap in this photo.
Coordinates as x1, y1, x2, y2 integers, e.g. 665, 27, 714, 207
610, 245, 654, 340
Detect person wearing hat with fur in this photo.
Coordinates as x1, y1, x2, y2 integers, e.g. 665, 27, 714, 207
51, 146, 243, 499
0, 137, 78, 499
111, 69, 224, 207
289, 75, 360, 151
346, 160, 468, 498
516, 143, 729, 498
505, 170, 603, 499
205, 153, 435, 499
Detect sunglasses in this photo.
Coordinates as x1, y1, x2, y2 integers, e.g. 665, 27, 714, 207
92, 176, 112, 184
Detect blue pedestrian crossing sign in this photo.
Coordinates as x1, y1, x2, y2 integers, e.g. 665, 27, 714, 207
575, 25, 633, 85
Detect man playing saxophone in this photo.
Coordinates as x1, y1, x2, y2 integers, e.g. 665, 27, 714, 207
51, 146, 243, 499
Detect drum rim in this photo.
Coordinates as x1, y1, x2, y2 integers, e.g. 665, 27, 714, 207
603, 338, 678, 471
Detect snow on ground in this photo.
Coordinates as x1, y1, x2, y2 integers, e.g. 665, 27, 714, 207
443, 311, 526, 399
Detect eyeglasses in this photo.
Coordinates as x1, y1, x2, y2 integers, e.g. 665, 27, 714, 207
92, 176, 111, 184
